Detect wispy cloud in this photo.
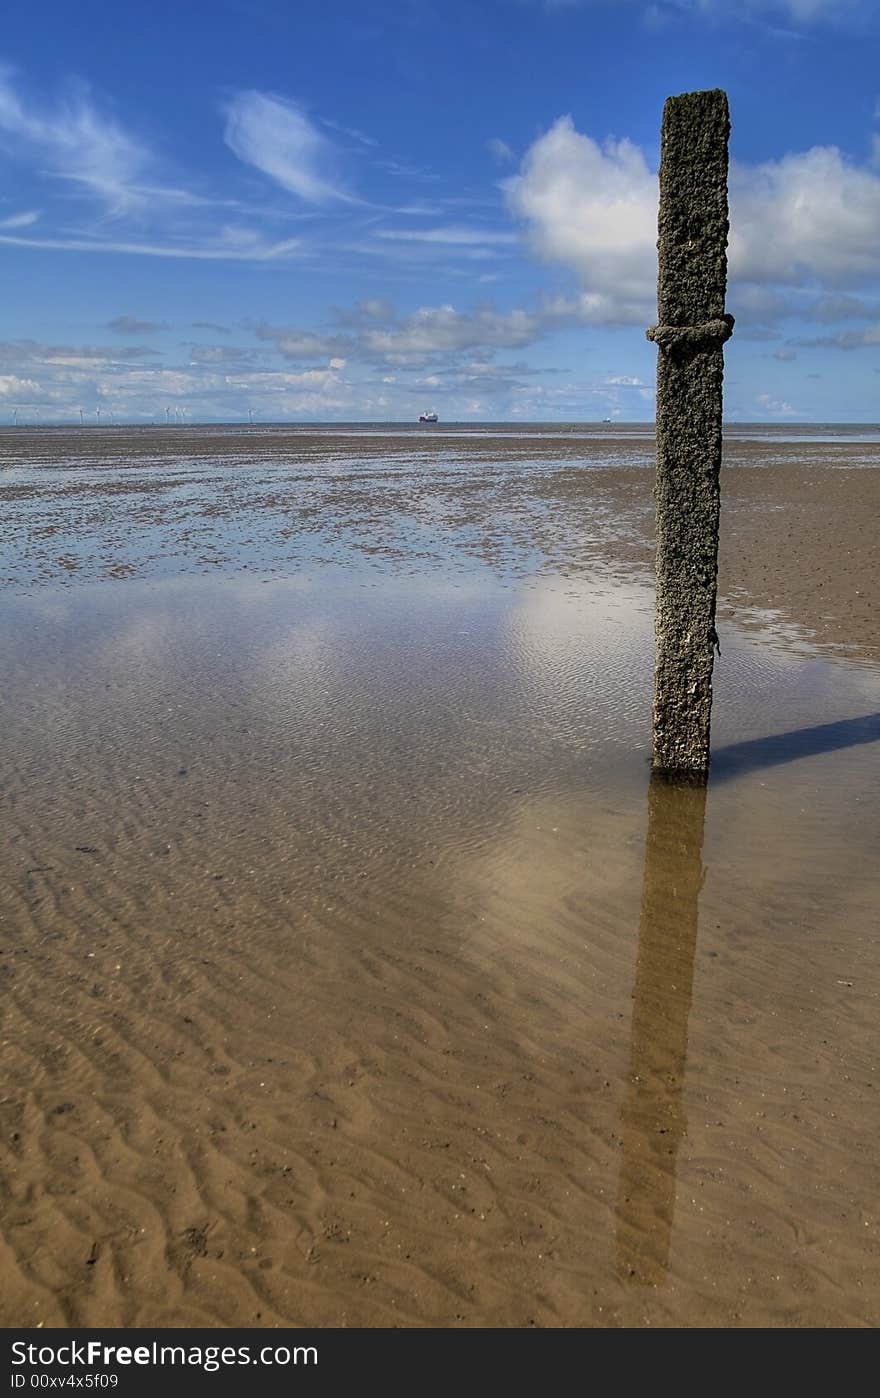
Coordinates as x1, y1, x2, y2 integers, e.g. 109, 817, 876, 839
107, 315, 167, 334
792, 325, 880, 348
223, 91, 358, 204
0, 66, 224, 218
188, 344, 259, 365
540, 1, 863, 27
375, 225, 517, 246
0, 65, 152, 215
695, 0, 859, 23
0, 209, 39, 228
0, 230, 303, 261
486, 137, 515, 164
0, 339, 162, 365
320, 117, 378, 148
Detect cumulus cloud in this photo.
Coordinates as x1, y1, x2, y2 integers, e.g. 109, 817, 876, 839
731, 146, 880, 285
333, 298, 395, 326
359, 305, 550, 359
756, 392, 798, 415
507, 113, 880, 329
505, 116, 657, 324
223, 91, 355, 204
254, 298, 597, 368
253, 323, 352, 360
0, 374, 42, 398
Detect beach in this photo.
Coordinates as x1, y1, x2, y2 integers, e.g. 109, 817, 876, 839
1, 424, 879, 1327
3, 424, 876, 654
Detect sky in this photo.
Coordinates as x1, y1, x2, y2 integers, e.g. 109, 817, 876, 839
1, 0, 879, 423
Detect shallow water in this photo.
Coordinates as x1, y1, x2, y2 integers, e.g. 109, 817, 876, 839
2, 530, 879, 1326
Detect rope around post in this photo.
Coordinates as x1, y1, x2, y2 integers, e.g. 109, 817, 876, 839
646, 314, 735, 353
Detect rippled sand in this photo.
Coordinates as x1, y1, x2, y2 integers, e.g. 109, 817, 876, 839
1, 426, 879, 1327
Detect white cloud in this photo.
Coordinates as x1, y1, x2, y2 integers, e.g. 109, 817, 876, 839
359, 305, 547, 358
486, 137, 514, 163
254, 324, 351, 360
223, 91, 355, 205
756, 392, 798, 415
0, 229, 302, 261
257, 302, 568, 365
708, 0, 857, 21
508, 114, 880, 328
505, 116, 657, 324
560, 0, 861, 23
731, 146, 880, 285
0, 209, 38, 228
376, 225, 517, 246
0, 374, 41, 398
0, 66, 152, 215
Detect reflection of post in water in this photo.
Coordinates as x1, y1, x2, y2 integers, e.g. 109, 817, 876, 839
615, 773, 707, 1285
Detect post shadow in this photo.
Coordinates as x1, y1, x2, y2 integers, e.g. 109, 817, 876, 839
615, 772, 706, 1285
710, 711, 880, 783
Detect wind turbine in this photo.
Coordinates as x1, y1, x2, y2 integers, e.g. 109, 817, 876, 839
96, 406, 101, 426
80, 409, 84, 427
12, 408, 18, 426
248, 408, 255, 426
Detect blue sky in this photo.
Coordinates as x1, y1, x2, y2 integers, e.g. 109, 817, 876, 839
1, 0, 879, 422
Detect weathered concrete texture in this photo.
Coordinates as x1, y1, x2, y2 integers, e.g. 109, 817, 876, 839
648, 89, 733, 779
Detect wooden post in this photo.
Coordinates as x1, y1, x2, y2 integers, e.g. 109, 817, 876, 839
648, 89, 734, 780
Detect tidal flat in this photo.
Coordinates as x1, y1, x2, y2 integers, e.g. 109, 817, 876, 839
1, 424, 879, 1327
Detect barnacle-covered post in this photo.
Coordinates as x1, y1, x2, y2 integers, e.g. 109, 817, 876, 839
648, 89, 734, 780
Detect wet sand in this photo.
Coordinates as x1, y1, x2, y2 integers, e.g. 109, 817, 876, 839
1, 426, 879, 1327
3, 425, 877, 655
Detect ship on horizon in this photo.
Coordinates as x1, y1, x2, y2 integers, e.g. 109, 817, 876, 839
418, 410, 438, 424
